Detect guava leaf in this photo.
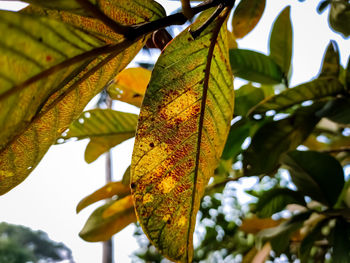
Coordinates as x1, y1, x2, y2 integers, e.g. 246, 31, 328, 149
229, 49, 284, 84
79, 195, 136, 242
107, 67, 151, 107
319, 40, 340, 78
234, 83, 265, 116
62, 109, 138, 163
250, 78, 344, 114
0, 0, 165, 195
131, 10, 234, 262
232, 0, 266, 38
77, 181, 130, 213
269, 6, 293, 75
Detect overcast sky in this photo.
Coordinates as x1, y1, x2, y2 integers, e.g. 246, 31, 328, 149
0, 0, 349, 262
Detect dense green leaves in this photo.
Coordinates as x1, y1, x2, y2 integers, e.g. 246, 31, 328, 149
269, 6, 293, 76
329, 0, 350, 38
255, 188, 306, 218
316, 97, 350, 124
232, 0, 266, 38
229, 49, 284, 84
243, 104, 322, 176
281, 150, 345, 207
62, 109, 138, 163
131, 9, 234, 262
332, 218, 350, 262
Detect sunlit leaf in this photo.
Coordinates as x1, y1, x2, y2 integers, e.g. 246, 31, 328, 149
232, 0, 266, 38
229, 49, 284, 84
234, 83, 265, 116
255, 188, 306, 218
243, 104, 323, 176
79, 195, 136, 242
281, 150, 344, 207
319, 40, 340, 78
107, 67, 151, 107
269, 6, 293, 76
62, 109, 138, 163
131, 10, 234, 262
0, 1, 165, 195
250, 78, 344, 114
76, 181, 130, 213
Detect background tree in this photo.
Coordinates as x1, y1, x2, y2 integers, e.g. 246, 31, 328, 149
0, 222, 73, 263
0, 0, 349, 262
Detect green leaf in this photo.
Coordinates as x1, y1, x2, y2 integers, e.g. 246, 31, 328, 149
329, 0, 350, 38
221, 119, 251, 160
346, 56, 350, 91
131, 10, 234, 262
317, 0, 331, 14
243, 104, 322, 176
229, 49, 284, 84
232, 0, 266, 39
255, 188, 306, 218
250, 78, 345, 114
79, 195, 136, 242
0, 1, 165, 195
319, 40, 340, 78
331, 218, 350, 262
269, 6, 293, 76
76, 181, 130, 213
300, 218, 329, 263
281, 150, 345, 207
234, 83, 265, 116
316, 97, 350, 124
62, 109, 138, 163
257, 211, 311, 256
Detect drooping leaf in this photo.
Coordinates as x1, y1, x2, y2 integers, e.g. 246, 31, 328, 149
281, 150, 345, 207
62, 109, 138, 163
0, 1, 165, 195
317, 0, 331, 14
319, 40, 340, 78
257, 211, 311, 256
331, 218, 350, 261
229, 49, 284, 84
76, 181, 130, 213
79, 195, 136, 242
255, 188, 306, 218
329, 0, 350, 38
107, 67, 151, 107
243, 104, 322, 176
250, 78, 344, 114
232, 0, 266, 39
234, 83, 265, 116
299, 218, 329, 263
131, 10, 234, 262
269, 6, 293, 76
316, 97, 350, 124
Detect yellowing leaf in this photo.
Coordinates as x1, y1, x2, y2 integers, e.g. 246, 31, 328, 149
0, 1, 165, 195
62, 109, 138, 163
240, 216, 283, 234
107, 67, 151, 107
131, 10, 234, 262
79, 195, 136, 242
76, 181, 130, 213
232, 0, 266, 38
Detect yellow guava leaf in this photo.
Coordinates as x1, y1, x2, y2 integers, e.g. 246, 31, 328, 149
232, 0, 266, 39
0, 0, 165, 195
61, 109, 138, 163
107, 67, 151, 107
240, 216, 284, 234
79, 195, 136, 242
131, 10, 234, 262
76, 181, 130, 213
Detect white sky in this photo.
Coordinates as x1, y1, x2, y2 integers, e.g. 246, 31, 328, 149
0, 0, 349, 262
